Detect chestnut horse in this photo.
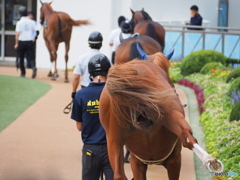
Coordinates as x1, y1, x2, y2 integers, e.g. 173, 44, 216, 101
40, 1, 89, 82
99, 37, 221, 179
130, 9, 165, 50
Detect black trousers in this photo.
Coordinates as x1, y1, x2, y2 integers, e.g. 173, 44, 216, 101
111, 52, 115, 65
82, 144, 113, 180
17, 41, 35, 75
26, 41, 36, 68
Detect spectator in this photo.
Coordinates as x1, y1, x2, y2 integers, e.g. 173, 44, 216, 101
187, 5, 203, 30
108, 16, 126, 63
71, 54, 113, 180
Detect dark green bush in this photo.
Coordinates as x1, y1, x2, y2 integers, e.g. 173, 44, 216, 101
230, 101, 240, 121
228, 77, 240, 95
180, 50, 227, 76
226, 66, 240, 83
200, 62, 225, 74
226, 58, 240, 65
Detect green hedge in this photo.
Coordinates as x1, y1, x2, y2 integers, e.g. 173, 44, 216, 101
200, 62, 226, 74
226, 66, 240, 83
180, 50, 227, 76
230, 101, 240, 121
228, 77, 240, 95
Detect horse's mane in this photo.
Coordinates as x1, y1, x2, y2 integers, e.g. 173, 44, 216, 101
141, 11, 152, 21
106, 60, 174, 129
147, 52, 170, 74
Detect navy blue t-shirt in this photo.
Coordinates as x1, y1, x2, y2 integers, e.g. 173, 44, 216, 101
71, 82, 106, 144
190, 14, 203, 26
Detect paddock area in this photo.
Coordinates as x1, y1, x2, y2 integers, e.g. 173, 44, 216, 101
0, 67, 197, 180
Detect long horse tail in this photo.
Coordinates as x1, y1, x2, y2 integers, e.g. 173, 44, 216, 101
146, 23, 158, 42
129, 42, 144, 60
68, 18, 90, 27
106, 60, 171, 129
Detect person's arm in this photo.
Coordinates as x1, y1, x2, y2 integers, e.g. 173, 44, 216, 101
14, 32, 20, 49
71, 94, 83, 131
72, 74, 80, 93
76, 122, 82, 131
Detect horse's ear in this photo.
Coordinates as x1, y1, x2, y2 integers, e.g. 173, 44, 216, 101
130, 8, 134, 14
142, 8, 144, 11
137, 43, 149, 60
49, 1, 53, 5
40, 0, 43, 4
165, 49, 174, 60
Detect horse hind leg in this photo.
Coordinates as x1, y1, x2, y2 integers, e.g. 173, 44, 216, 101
64, 41, 70, 83
49, 42, 59, 80
130, 153, 148, 180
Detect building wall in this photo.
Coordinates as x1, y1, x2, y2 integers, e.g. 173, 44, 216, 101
228, 0, 240, 28
36, 0, 112, 70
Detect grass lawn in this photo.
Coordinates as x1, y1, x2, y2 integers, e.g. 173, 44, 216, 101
0, 75, 51, 131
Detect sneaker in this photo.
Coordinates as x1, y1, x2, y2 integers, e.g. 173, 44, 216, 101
32, 68, 37, 79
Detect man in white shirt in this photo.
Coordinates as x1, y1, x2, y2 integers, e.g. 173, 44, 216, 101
108, 16, 126, 64
15, 6, 37, 78
71, 31, 103, 99
111, 20, 132, 64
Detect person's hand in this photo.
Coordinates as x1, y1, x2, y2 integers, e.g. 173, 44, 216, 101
71, 92, 76, 99
14, 44, 18, 49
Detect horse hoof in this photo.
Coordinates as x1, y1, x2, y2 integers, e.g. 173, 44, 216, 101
64, 79, 69, 83
48, 72, 52, 77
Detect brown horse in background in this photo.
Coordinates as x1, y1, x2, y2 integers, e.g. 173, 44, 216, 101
130, 9, 165, 50
40, 1, 89, 82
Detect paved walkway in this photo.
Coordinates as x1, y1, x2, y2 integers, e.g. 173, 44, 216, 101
0, 67, 196, 180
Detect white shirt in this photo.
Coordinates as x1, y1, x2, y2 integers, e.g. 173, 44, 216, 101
73, 49, 101, 87
108, 28, 121, 51
112, 33, 132, 51
15, 17, 38, 41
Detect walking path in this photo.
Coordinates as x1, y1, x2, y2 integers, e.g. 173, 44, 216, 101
0, 67, 196, 180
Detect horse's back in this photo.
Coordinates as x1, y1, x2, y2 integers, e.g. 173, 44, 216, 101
134, 21, 165, 49
115, 35, 161, 64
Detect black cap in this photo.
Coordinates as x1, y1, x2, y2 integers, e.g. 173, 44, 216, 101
118, 16, 126, 27
19, 6, 28, 16
88, 54, 111, 79
120, 20, 132, 33
88, 31, 103, 45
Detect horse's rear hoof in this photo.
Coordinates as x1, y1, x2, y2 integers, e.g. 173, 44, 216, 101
48, 72, 52, 77
64, 79, 69, 83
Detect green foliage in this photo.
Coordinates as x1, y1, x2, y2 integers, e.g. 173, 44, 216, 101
228, 77, 240, 95
183, 74, 239, 179
180, 50, 227, 76
169, 64, 183, 83
200, 62, 227, 74
230, 101, 240, 121
226, 58, 240, 65
226, 66, 240, 83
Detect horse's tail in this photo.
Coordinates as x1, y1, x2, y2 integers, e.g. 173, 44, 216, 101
146, 23, 158, 42
68, 19, 90, 27
129, 42, 143, 60
106, 60, 171, 129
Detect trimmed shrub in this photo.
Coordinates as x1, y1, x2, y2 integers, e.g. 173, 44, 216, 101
226, 66, 240, 83
228, 77, 240, 95
230, 101, 240, 121
200, 62, 225, 74
180, 50, 227, 76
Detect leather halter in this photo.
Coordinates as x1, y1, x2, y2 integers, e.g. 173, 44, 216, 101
133, 137, 179, 165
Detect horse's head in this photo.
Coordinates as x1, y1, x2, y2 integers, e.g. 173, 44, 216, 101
40, 1, 53, 25
130, 8, 152, 26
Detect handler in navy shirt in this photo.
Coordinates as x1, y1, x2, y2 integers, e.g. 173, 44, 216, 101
71, 53, 113, 180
